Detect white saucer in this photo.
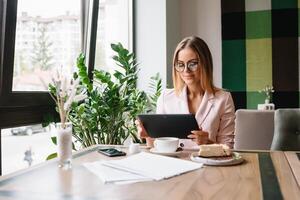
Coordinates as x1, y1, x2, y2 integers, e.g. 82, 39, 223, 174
149, 148, 181, 157
190, 152, 244, 166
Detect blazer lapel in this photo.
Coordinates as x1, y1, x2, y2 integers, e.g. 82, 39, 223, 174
178, 86, 190, 113
195, 92, 215, 127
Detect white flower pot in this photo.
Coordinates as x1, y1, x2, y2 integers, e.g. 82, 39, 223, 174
56, 122, 72, 169
265, 99, 270, 104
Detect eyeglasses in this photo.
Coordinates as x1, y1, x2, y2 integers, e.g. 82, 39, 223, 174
174, 60, 199, 72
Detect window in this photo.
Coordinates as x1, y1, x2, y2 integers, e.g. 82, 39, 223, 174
94, 0, 133, 73
1, 124, 56, 175
0, 0, 134, 175
12, 0, 81, 91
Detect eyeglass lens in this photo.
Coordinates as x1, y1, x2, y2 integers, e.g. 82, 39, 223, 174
175, 61, 199, 72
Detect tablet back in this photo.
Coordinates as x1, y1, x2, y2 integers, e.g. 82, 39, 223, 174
137, 114, 199, 138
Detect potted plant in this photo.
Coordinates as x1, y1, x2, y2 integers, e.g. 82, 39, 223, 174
68, 43, 161, 148
259, 85, 274, 104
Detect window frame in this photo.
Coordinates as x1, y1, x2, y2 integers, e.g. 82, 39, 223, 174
0, 0, 134, 175
0, 0, 53, 108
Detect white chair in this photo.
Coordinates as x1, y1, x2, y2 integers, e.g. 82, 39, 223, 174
234, 109, 274, 150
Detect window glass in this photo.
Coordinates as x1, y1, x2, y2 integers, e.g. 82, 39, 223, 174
12, 0, 80, 91
1, 124, 56, 175
94, 0, 132, 73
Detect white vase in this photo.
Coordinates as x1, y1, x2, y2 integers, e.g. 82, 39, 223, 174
265, 99, 270, 104
56, 122, 72, 169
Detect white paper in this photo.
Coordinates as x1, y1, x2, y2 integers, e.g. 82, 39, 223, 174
101, 152, 203, 181
84, 161, 152, 183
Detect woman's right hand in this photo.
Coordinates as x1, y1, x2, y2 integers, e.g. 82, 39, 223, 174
135, 119, 154, 147
135, 119, 148, 138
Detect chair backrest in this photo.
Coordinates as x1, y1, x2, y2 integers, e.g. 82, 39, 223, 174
234, 109, 274, 150
271, 109, 300, 151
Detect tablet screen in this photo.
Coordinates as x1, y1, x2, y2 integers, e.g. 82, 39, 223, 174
137, 114, 199, 138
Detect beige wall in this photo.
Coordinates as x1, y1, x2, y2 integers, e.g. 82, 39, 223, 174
135, 0, 167, 91
179, 0, 222, 87
135, 0, 222, 90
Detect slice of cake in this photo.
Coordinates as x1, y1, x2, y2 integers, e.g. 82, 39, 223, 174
198, 144, 231, 157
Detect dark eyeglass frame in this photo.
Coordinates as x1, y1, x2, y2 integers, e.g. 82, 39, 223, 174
174, 59, 199, 72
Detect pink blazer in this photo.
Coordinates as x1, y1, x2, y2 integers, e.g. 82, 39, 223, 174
156, 86, 235, 148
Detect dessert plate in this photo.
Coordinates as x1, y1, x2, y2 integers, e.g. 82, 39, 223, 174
149, 148, 181, 157
190, 152, 244, 166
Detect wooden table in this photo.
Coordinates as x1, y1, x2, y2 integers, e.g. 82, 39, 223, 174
0, 146, 299, 200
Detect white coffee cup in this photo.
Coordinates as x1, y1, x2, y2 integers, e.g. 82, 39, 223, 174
153, 137, 179, 153
129, 143, 141, 155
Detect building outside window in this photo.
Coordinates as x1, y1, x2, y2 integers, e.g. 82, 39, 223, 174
1, 0, 133, 175
12, 0, 81, 91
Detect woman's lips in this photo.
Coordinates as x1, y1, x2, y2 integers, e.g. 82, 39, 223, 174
182, 76, 194, 79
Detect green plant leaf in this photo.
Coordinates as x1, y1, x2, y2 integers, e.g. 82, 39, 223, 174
72, 142, 76, 151
111, 43, 120, 52
46, 152, 57, 160
51, 136, 57, 145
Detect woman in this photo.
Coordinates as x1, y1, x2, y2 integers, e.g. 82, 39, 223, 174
136, 36, 235, 149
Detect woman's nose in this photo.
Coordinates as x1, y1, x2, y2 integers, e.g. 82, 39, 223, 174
183, 65, 191, 73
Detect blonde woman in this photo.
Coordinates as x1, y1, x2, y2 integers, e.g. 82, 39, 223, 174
136, 36, 235, 149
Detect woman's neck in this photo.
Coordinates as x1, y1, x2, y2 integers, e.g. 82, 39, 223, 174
186, 84, 204, 114
187, 84, 204, 98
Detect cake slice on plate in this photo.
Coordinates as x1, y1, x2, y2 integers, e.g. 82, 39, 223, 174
198, 144, 231, 157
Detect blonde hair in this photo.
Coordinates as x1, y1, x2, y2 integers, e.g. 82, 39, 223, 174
172, 36, 217, 95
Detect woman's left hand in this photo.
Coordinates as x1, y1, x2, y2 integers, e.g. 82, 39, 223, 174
187, 128, 210, 145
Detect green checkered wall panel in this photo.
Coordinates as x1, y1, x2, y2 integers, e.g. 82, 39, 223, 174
246, 11, 271, 39
222, 0, 300, 109
222, 40, 246, 91
246, 39, 272, 91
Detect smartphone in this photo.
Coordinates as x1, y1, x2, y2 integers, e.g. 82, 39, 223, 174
98, 148, 126, 157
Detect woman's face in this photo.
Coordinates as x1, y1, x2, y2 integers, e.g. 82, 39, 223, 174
176, 47, 201, 86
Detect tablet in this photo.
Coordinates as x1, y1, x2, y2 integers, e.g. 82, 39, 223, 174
137, 114, 199, 138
